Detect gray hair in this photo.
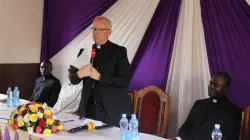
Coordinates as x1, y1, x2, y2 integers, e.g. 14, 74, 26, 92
94, 16, 112, 29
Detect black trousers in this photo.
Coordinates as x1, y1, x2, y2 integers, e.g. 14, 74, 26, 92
86, 99, 116, 126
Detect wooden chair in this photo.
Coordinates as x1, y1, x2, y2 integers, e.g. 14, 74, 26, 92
128, 90, 137, 114
241, 106, 250, 140
128, 91, 135, 104
133, 86, 170, 137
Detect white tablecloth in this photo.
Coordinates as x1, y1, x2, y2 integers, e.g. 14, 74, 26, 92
0, 94, 167, 140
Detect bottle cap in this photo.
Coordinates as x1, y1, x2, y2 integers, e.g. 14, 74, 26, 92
131, 114, 136, 119
122, 114, 126, 118
215, 124, 220, 129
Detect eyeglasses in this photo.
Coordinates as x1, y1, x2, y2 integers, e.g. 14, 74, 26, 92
90, 27, 110, 32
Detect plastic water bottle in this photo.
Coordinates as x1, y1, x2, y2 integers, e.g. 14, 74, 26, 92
128, 114, 139, 139
13, 87, 20, 108
6, 87, 13, 107
119, 114, 128, 140
212, 124, 222, 140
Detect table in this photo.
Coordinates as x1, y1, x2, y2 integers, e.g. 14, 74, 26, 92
0, 94, 167, 140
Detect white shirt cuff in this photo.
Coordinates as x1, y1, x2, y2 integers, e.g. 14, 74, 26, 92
176, 137, 182, 140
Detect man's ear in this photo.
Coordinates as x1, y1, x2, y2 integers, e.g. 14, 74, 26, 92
108, 30, 112, 36
223, 86, 229, 93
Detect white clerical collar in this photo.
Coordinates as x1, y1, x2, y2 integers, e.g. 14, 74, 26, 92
97, 45, 101, 49
212, 99, 217, 103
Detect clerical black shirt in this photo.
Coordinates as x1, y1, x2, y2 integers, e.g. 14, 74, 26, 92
90, 45, 105, 103
29, 75, 61, 107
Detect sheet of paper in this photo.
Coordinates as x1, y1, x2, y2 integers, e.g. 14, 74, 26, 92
55, 112, 103, 131
61, 118, 103, 131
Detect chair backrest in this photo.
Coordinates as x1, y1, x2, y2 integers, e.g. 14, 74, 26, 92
128, 90, 137, 105
133, 86, 170, 137
241, 106, 250, 140
128, 92, 133, 104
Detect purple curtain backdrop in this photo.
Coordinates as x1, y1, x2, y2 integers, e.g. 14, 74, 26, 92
40, 0, 117, 62
200, 0, 250, 108
128, 0, 182, 91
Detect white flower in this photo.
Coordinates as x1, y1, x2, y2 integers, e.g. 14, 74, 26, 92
42, 103, 47, 109
23, 114, 30, 123
13, 109, 18, 114
52, 115, 57, 120
37, 112, 43, 119
26, 122, 31, 127
17, 116, 23, 122
10, 114, 15, 120
27, 127, 34, 133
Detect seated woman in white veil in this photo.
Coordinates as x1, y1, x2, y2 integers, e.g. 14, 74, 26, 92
53, 49, 85, 113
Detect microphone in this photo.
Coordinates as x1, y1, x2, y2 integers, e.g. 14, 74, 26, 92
77, 48, 84, 58
91, 47, 96, 66
68, 122, 96, 133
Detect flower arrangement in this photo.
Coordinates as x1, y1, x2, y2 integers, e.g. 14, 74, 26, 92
8, 101, 64, 135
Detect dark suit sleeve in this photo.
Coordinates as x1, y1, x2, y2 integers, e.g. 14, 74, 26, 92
100, 47, 129, 88
69, 72, 82, 85
47, 80, 61, 107
222, 108, 242, 140
178, 101, 198, 140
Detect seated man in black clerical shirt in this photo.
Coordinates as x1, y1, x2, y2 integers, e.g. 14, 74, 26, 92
171, 72, 242, 140
29, 60, 61, 107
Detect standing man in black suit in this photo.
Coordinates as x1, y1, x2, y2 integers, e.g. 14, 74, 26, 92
69, 16, 132, 127
173, 72, 242, 140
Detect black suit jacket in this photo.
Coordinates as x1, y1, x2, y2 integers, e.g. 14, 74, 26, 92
69, 41, 133, 126
178, 97, 241, 140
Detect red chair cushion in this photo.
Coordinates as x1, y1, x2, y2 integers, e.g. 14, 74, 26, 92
139, 91, 160, 134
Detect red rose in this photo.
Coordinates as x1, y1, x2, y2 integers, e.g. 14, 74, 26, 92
22, 109, 28, 116
38, 107, 43, 112
51, 126, 57, 132
14, 114, 18, 119
35, 126, 42, 134
31, 101, 36, 104
39, 119, 46, 127
54, 120, 60, 124
12, 124, 18, 130
17, 105, 22, 109
26, 103, 31, 108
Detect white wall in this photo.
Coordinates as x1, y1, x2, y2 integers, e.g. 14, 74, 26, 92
0, 0, 44, 63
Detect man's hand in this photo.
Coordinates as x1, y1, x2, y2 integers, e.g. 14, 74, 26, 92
89, 66, 101, 81
77, 63, 91, 78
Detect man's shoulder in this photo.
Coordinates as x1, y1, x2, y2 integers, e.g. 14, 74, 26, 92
51, 75, 60, 83
35, 76, 43, 82
194, 98, 210, 104
108, 41, 126, 50
45, 75, 61, 85
225, 99, 241, 112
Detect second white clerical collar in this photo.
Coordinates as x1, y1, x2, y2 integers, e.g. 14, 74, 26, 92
212, 99, 217, 103
97, 45, 101, 49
